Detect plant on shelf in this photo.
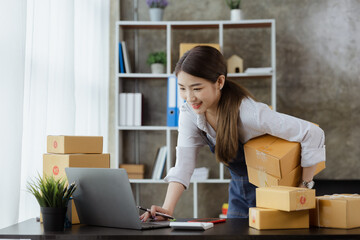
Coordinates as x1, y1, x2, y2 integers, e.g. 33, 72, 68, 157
146, 0, 169, 21
225, 0, 241, 9
147, 51, 166, 74
225, 0, 242, 21
27, 174, 77, 231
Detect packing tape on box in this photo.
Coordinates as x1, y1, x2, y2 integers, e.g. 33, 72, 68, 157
320, 194, 360, 199
257, 169, 270, 187
255, 150, 268, 162
316, 194, 360, 226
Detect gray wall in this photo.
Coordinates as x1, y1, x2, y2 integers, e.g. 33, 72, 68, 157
109, 0, 360, 218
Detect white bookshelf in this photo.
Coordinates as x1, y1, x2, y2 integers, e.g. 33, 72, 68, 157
115, 20, 276, 218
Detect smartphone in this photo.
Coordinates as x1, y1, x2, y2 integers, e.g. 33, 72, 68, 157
188, 218, 226, 224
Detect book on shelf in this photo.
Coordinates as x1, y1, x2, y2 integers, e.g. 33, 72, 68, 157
134, 93, 142, 126
152, 146, 167, 180
119, 93, 142, 126
119, 42, 125, 73
119, 93, 127, 126
190, 167, 209, 181
244, 67, 272, 75
121, 41, 132, 73
126, 93, 134, 126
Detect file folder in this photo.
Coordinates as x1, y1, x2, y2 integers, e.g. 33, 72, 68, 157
177, 78, 185, 124
167, 76, 177, 126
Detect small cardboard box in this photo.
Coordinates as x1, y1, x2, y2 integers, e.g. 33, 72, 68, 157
43, 153, 110, 223
244, 134, 301, 179
47, 135, 103, 154
244, 134, 326, 188
247, 165, 302, 187
256, 186, 315, 211
120, 164, 145, 179
247, 161, 326, 188
179, 43, 220, 59
310, 194, 360, 229
249, 207, 309, 230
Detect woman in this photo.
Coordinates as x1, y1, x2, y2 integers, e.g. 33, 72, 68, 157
140, 46, 325, 221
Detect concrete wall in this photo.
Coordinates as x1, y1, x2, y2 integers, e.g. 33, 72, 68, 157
109, 0, 360, 218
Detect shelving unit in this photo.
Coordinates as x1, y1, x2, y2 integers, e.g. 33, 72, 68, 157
115, 19, 276, 218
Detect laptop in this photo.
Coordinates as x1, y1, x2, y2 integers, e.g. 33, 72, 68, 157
65, 167, 170, 230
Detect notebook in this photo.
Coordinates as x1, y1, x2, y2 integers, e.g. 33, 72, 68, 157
65, 167, 170, 230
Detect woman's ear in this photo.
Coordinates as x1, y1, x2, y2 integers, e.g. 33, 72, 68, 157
217, 75, 226, 90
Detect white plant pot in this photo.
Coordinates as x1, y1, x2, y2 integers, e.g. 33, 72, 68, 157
230, 9, 242, 21
151, 63, 165, 74
149, 8, 164, 21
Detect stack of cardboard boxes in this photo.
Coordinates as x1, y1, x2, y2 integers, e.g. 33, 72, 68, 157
310, 194, 360, 229
244, 134, 325, 187
43, 136, 110, 224
249, 186, 315, 230
119, 164, 145, 179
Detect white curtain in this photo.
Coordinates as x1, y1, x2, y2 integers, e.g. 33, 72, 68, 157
0, 0, 110, 228
0, 0, 27, 230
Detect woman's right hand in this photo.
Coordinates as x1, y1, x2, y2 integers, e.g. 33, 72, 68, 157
139, 205, 173, 222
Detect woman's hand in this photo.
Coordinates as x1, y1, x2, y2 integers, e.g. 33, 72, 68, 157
139, 205, 173, 222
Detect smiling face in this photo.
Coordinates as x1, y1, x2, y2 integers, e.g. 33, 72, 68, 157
177, 71, 223, 115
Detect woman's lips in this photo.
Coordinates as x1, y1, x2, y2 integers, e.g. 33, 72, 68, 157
192, 103, 202, 109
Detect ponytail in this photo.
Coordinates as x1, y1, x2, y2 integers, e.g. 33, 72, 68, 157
215, 79, 253, 165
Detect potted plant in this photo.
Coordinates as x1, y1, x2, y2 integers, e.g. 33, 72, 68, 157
146, 0, 168, 21
27, 174, 77, 231
225, 0, 242, 21
147, 51, 166, 73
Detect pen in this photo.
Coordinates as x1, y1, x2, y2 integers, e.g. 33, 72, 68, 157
137, 206, 174, 220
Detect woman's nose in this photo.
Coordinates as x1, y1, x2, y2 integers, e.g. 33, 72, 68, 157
186, 92, 195, 102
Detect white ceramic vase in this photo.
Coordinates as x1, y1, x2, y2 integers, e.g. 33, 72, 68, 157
151, 63, 165, 74
230, 9, 242, 21
149, 8, 164, 21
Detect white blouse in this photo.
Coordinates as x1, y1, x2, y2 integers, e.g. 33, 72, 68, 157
164, 97, 326, 189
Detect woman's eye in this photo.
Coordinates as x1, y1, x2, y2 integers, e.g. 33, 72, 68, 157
194, 88, 201, 91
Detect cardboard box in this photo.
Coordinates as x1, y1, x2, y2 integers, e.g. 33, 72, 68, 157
120, 164, 145, 179
249, 207, 309, 230
256, 186, 315, 211
248, 161, 326, 188
43, 153, 110, 223
244, 134, 326, 187
248, 165, 302, 187
47, 135, 103, 154
179, 43, 220, 59
310, 194, 360, 229
244, 134, 300, 179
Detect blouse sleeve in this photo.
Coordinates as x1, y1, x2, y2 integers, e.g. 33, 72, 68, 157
241, 98, 326, 167
164, 104, 207, 189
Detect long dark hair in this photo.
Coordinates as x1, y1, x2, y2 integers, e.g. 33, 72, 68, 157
175, 46, 254, 165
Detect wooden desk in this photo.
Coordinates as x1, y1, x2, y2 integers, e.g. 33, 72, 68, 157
1, 218, 360, 240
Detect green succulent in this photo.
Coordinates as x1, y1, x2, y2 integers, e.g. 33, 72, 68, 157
147, 51, 166, 65
225, 0, 241, 9
27, 173, 76, 208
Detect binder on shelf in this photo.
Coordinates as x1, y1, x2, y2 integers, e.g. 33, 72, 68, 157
126, 93, 135, 126
119, 93, 127, 126
152, 146, 167, 180
119, 42, 125, 73
177, 79, 185, 123
134, 93, 142, 126
121, 41, 132, 73
167, 76, 177, 126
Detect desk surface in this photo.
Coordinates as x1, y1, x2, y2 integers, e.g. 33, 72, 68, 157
1, 218, 360, 240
